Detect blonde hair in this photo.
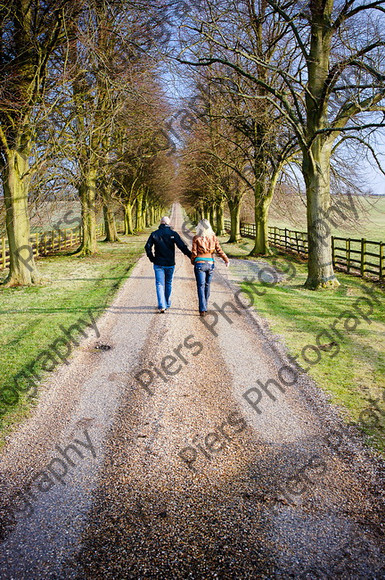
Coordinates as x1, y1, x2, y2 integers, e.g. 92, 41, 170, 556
196, 219, 214, 238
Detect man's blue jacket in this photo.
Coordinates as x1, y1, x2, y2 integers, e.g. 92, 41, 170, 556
145, 224, 192, 266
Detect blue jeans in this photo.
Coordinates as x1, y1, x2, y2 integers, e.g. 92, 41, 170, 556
194, 261, 214, 312
153, 265, 175, 309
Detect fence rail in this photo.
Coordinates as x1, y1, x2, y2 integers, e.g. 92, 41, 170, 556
224, 219, 384, 282
0, 221, 124, 271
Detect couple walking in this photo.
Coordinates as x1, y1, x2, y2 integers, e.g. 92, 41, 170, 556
145, 216, 229, 316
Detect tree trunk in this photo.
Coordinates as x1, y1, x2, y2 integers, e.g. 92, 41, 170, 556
215, 199, 225, 236
209, 205, 216, 228
78, 168, 98, 255
124, 202, 134, 235
302, 3, 338, 289
202, 204, 210, 220
103, 205, 118, 242
303, 146, 339, 289
228, 200, 241, 243
197, 202, 204, 221
250, 196, 273, 255
145, 203, 151, 228
2, 149, 40, 286
0, 0, 64, 286
250, 165, 276, 255
135, 192, 144, 230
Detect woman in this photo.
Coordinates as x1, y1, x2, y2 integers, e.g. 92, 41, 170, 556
191, 219, 229, 316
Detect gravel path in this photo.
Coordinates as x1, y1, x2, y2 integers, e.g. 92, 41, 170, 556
0, 204, 384, 579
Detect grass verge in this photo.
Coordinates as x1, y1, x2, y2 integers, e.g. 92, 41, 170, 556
220, 235, 385, 453
0, 232, 148, 446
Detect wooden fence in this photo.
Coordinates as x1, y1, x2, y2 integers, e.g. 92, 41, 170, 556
0, 221, 125, 271
224, 219, 385, 282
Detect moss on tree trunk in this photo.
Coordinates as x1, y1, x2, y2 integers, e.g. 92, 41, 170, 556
303, 146, 339, 289
302, 3, 339, 289
103, 205, 118, 242
135, 192, 145, 231
3, 149, 40, 286
215, 199, 225, 236
228, 200, 241, 243
250, 198, 272, 256
249, 173, 275, 256
124, 203, 134, 235
78, 168, 98, 256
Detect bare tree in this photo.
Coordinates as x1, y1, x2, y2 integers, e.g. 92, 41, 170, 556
67, 0, 174, 250
109, 74, 173, 235
0, 0, 76, 285
179, 0, 385, 288
180, 120, 251, 243
178, 2, 299, 255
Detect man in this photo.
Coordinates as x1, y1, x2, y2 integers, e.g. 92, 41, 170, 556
145, 216, 192, 313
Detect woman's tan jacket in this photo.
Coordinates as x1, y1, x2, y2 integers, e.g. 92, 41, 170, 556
190, 234, 229, 264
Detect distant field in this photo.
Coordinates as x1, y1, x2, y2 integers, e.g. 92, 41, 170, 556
28, 201, 82, 233
0, 201, 82, 238
268, 195, 385, 243
1, 195, 384, 242
0, 200, 118, 238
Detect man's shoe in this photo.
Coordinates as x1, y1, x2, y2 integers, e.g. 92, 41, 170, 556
199, 311, 206, 317
159, 308, 166, 313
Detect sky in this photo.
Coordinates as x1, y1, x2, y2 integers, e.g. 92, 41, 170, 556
364, 168, 385, 196
158, 2, 385, 197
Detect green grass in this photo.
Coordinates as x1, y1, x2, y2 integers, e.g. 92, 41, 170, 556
222, 234, 385, 452
0, 232, 148, 446
218, 236, 255, 259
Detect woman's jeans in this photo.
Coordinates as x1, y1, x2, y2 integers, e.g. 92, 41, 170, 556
153, 264, 175, 309
194, 261, 215, 312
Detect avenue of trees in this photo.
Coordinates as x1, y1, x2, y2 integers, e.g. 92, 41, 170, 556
0, 0, 172, 286
178, 0, 385, 288
1, 0, 384, 289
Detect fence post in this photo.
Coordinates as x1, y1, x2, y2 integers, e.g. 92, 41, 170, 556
51, 229, 55, 252
44, 233, 47, 255
380, 242, 384, 280
360, 238, 366, 277
284, 228, 288, 250
331, 236, 335, 267
346, 239, 350, 273
35, 232, 39, 257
